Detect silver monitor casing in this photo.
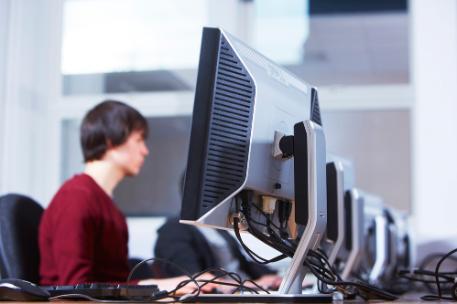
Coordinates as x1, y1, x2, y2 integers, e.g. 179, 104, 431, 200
384, 209, 414, 281
362, 194, 389, 284
181, 28, 328, 297
321, 157, 355, 267
278, 120, 327, 294
368, 215, 389, 283
341, 188, 365, 280
181, 29, 318, 230
321, 161, 345, 265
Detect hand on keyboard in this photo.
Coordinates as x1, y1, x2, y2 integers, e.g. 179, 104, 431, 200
252, 274, 282, 291
139, 274, 217, 296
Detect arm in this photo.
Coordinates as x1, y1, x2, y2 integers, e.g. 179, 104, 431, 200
50, 189, 98, 284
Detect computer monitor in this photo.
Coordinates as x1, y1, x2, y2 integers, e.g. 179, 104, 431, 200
322, 158, 355, 267
340, 192, 391, 285
361, 194, 389, 284
382, 208, 414, 285
340, 188, 365, 280
180, 27, 328, 296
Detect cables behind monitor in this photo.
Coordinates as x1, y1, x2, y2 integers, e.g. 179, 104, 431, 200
232, 193, 398, 301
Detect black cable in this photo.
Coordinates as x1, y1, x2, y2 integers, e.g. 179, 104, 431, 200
420, 253, 457, 270
171, 267, 268, 295
232, 197, 278, 264
188, 269, 245, 293
126, 257, 200, 302
398, 269, 455, 283
398, 272, 452, 284
306, 258, 398, 300
246, 200, 298, 252
305, 256, 337, 282
233, 216, 287, 264
421, 294, 455, 301
309, 249, 342, 281
193, 267, 243, 286
302, 247, 397, 300
197, 279, 259, 294
234, 193, 397, 300
417, 251, 457, 294
398, 249, 457, 300
249, 200, 287, 232
51, 257, 200, 303
247, 222, 294, 257
237, 195, 351, 296
427, 248, 457, 300
239, 279, 270, 294
240, 200, 296, 257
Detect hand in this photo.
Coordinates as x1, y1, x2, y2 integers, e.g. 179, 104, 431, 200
139, 276, 188, 292
139, 274, 218, 295
253, 274, 282, 290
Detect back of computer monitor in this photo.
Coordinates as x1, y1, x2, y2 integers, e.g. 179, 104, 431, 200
361, 193, 389, 284
180, 27, 323, 230
383, 208, 414, 282
341, 188, 365, 280
322, 161, 346, 266
181, 27, 329, 296
323, 157, 355, 267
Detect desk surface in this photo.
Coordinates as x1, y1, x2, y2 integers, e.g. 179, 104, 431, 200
3, 297, 456, 304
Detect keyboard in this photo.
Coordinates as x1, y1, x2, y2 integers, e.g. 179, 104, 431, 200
43, 283, 165, 300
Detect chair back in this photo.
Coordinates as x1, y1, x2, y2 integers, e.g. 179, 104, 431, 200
0, 194, 43, 283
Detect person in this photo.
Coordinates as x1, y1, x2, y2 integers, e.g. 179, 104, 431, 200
38, 100, 209, 293
155, 218, 282, 290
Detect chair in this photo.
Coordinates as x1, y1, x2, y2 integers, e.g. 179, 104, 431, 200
0, 194, 43, 283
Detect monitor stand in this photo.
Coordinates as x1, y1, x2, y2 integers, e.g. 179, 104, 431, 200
278, 120, 327, 295
368, 215, 389, 283
179, 293, 332, 303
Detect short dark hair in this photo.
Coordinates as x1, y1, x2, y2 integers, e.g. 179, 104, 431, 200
80, 100, 148, 162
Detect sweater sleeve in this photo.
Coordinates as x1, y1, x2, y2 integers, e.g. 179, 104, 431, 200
51, 188, 98, 284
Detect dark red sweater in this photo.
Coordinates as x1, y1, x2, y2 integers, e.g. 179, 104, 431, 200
39, 174, 130, 285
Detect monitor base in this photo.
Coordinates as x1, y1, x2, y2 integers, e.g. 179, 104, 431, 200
179, 293, 333, 303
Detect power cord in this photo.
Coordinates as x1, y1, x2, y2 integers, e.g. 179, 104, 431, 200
170, 267, 269, 295
234, 193, 399, 301
55, 258, 273, 303
127, 256, 200, 302
400, 248, 457, 301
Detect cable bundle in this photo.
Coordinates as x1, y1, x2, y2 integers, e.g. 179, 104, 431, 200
398, 248, 457, 301
232, 194, 398, 301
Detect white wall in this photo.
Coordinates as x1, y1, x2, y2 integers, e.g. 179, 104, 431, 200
0, 0, 63, 204
127, 217, 167, 259
0, 1, 9, 175
411, 0, 457, 242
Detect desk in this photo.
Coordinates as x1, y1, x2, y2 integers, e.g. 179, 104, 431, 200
4, 296, 456, 304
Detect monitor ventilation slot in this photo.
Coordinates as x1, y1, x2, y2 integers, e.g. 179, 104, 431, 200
310, 87, 322, 126
201, 36, 255, 212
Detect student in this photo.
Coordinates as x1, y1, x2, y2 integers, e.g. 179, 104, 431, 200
38, 100, 208, 292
